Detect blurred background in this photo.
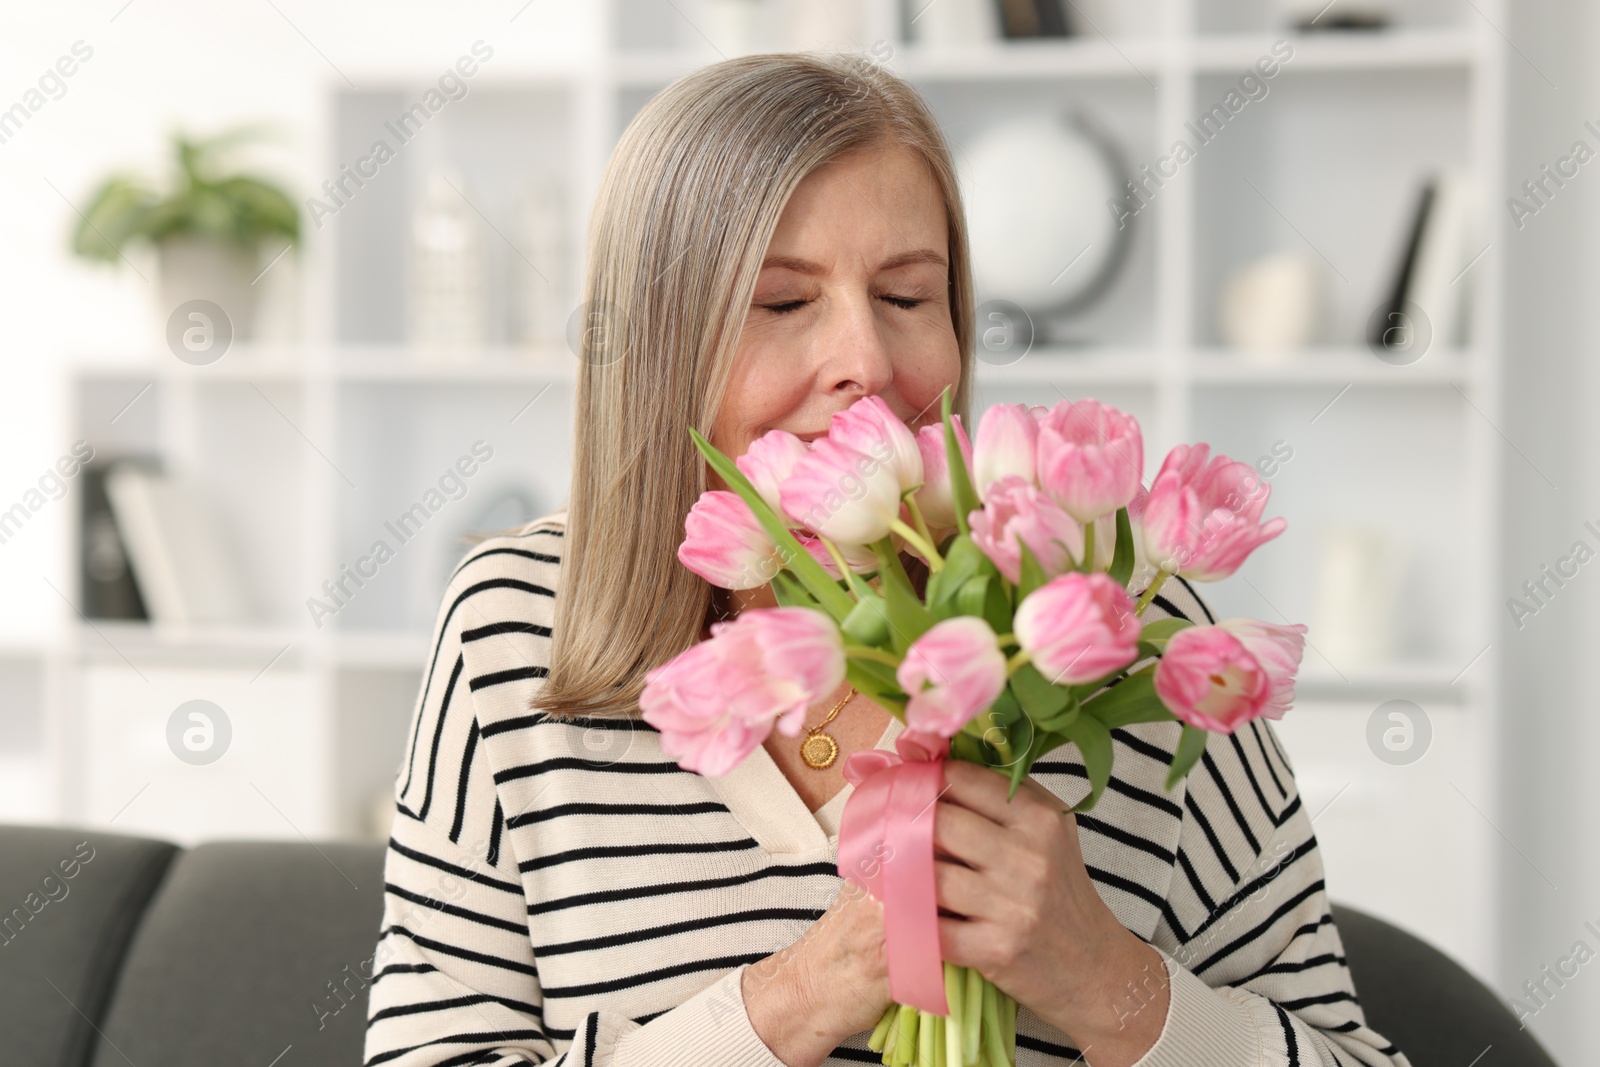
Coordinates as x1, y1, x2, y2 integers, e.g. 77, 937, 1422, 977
0, 0, 1595, 1060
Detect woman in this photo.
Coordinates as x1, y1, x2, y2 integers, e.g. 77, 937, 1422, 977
363, 52, 1409, 1067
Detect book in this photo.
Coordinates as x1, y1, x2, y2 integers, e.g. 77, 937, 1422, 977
80, 458, 154, 620
1370, 170, 1477, 355
103, 463, 253, 626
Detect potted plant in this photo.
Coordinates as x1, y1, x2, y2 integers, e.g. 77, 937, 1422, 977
70, 125, 299, 342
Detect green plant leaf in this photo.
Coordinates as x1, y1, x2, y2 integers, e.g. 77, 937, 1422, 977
980, 573, 1013, 638
1032, 693, 1081, 733
688, 426, 855, 621
770, 569, 819, 610
1080, 665, 1179, 730
1138, 616, 1194, 644
956, 574, 989, 620
846, 659, 906, 706
1015, 538, 1048, 601
1062, 715, 1114, 812
1009, 661, 1072, 720
841, 593, 893, 648
1108, 506, 1135, 589
872, 538, 934, 654
940, 386, 979, 537
1165, 724, 1210, 791
927, 533, 985, 612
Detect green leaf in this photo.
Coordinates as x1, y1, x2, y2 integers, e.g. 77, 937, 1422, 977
941, 387, 980, 537
1032, 693, 1081, 733
956, 574, 989, 620
1108, 507, 1135, 589
1062, 715, 1114, 812
928, 533, 985, 612
846, 660, 906, 707
841, 593, 892, 647
1015, 538, 1048, 601
1008, 661, 1072, 720
871, 539, 934, 654
770, 569, 819, 610
981, 573, 1013, 638
1138, 616, 1194, 645
1080, 665, 1178, 730
688, 426, 854, 621
1165, 724, 1211, 791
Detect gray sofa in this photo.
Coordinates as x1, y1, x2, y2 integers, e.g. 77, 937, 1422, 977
0, 822, 1560, 1067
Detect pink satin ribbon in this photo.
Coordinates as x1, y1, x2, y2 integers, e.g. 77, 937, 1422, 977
836, 728, 950, 1015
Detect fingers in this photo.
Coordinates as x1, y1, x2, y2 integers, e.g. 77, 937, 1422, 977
933, 857, 991, 920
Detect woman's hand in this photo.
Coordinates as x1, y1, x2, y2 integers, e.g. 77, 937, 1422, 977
931, 759, 1172, 1066
743, 876, 894, 1067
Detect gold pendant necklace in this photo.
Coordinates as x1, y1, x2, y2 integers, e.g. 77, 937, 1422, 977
800, 685, 855, 770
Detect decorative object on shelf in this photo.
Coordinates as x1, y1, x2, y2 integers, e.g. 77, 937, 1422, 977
512, 176, 571, 349
407, 170, 488, 361
1063, 0, 1165, 37
102, 462, 254, 627
1284, 2, 1391, 31
80, 457, 156, 620
691, 0, 765, 56
994, 0, 1068, 37
69, 125, 299, 344
649, 387, 1306, 1062
782, 0, 864, 51
1312, 521, 1411, 665
1370, 169, 1476, 360
1217, 250, 1323, 359
958, 111, 1131, 338
909, 0, 998, 46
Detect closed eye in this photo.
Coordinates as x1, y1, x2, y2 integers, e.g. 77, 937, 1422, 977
758, 296, 925, 315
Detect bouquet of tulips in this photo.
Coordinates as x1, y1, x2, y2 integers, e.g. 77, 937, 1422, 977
641, 386, 1307, 1067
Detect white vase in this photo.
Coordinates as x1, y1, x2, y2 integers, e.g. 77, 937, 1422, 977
157, 236, 261, 342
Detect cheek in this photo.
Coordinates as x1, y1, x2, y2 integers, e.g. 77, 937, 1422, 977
712, 345, 814, 456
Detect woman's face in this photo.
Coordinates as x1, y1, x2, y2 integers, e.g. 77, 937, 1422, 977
710, 142, 962, 472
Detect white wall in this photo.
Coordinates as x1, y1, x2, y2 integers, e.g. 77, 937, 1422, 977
1500, 1, 1600, 1062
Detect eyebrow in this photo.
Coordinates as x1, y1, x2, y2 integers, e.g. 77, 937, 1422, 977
759, 249, 948, 274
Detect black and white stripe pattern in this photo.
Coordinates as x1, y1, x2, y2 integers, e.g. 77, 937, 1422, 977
363, 513, 1411, 1066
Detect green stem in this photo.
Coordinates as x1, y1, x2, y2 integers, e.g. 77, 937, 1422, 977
962, 969, 984, 1065
918, 1009, 936, 1067
943, 963, 964, 1067
1082, 521, 1095, 573
846, 644, 903, 668
895, 1003, 918, 1066
1004, 648, 1031, 675
1001, 989, 1017, 1066
869, 1002, 898, 1053
982, 981, 1007, 1067
903, 493, 942, 562
888, 516, 944, 572
994, 632, 1018, 650
818, 536, 863, 600
1133, 568, 1172, 617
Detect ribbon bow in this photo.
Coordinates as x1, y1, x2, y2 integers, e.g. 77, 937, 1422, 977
836, 728, 950, 1014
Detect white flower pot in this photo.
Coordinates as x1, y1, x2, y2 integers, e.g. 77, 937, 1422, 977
157, 236, 261, 342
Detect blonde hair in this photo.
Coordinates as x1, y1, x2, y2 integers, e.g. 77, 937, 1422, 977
533, 50, 977, 720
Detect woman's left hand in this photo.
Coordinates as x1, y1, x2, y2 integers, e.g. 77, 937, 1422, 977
931, 758, 1171, 1064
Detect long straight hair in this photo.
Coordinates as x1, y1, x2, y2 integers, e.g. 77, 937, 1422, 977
533, 51, 977, 720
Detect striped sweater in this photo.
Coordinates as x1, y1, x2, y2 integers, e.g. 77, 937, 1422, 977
363, 511, 1411, 1067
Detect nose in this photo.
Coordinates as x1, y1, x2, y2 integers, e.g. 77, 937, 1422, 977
819, 289, 894, 400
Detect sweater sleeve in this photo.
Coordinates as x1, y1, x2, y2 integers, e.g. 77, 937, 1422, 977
362, 529, 790, 1067
1123, 580, 1412, 1067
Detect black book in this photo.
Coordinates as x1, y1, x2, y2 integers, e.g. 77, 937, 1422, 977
80, 457, 158, 620
1369, 176, 1436, 353
996, 0, 1069, 37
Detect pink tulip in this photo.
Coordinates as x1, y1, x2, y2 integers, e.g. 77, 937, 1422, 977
641, 606, 847, 775
1141, 443, 1287, 581
1217, 618, 1307, 720
1036, 399, 1144, 523
1013, 571, 1140, 685
912, 415, 972, 530
1154, 624, 1272, 733
968, 476, 1085, 584
678, 491, 782, 590
829, 395, 923, 495
896, 616, 1007, 737
735, 429, 810, 517
973, 404, 1042, 497
781, 436, 903, 546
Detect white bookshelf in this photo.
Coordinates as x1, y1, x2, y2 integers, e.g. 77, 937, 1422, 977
25, 0, 1505, 985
